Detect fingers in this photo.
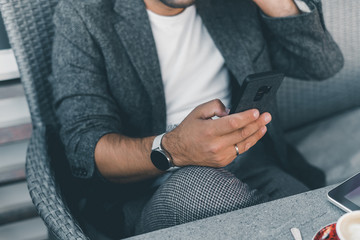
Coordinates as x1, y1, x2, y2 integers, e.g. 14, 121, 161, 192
212, 109, 266, 136
221, 112, 271, 145
211, 125, 268, 167
171, 99, 272, 168
192, 99, 228, 120
213, 113, 270, 165
234, 125, 268, 155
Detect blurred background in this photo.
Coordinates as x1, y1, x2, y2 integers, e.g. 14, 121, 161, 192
0, 10, 47, 240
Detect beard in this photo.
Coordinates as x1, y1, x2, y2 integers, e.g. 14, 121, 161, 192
159, 0, 196, 8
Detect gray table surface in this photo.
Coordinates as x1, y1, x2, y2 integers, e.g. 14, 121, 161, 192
126, 186, 345, 240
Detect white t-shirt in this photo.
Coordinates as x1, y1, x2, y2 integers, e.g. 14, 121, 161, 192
147, 6, 231, 129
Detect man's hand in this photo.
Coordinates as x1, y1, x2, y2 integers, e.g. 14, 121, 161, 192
252, 0, 300, 18
162, 99, 271, 168
95, 99, 271, 183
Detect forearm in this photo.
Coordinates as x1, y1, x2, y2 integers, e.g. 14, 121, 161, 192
95, 133, 162, 183
94, 100, 271, 184
258, 1, 344, 80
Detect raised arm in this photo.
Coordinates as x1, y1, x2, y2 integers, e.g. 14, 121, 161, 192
253, 0, 344, 80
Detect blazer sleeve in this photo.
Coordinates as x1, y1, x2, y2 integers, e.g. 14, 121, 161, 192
260, 0, 344, 80
50, 0, 122, 179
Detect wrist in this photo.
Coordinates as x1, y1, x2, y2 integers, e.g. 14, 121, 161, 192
253, 0, 300, 18
150, 133, 180, 171
161, 131, 185, 167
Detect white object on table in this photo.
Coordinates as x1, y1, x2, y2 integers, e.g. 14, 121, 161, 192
291, 227, 303, 240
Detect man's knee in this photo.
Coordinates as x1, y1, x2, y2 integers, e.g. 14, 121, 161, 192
136, 166, 265, 234
156, 166, 264, 212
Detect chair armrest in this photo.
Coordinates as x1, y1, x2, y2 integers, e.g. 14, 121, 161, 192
26, 126, 89, 240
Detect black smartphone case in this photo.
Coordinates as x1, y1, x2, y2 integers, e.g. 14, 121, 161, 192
230, 71, 284, 114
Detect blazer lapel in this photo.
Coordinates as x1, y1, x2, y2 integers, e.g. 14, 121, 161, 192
197, 0, 255, 86
114, 0, 166, 133
113, 0, 256, 132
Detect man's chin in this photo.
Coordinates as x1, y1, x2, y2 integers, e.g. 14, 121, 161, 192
159, 0, 196, 8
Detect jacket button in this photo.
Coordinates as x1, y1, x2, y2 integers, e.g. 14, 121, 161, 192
72, 167, 87, 176
79, 168, 87, 176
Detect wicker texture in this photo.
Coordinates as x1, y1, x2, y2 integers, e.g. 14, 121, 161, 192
27, 127, 88, 239
0, 0, 357, 239
0, 0, 88, 239
0, 0, 57, 127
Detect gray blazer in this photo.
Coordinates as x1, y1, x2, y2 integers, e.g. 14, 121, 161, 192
50, 0, 343, 180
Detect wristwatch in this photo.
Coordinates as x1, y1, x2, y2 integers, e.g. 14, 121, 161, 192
151, 133, 179, 171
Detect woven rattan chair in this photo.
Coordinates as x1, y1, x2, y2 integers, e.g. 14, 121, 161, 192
0, 0, 89, 239
1, 0, 359, 239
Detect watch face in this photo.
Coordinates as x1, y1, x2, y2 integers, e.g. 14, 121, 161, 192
151, 150, 170, 171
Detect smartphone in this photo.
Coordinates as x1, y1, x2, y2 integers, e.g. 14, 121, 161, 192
230, 71, 284, 114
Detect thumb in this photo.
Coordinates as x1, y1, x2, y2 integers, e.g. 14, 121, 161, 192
195, 99, 229, 120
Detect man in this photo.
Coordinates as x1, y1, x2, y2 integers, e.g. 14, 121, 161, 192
50, 0, 343, 238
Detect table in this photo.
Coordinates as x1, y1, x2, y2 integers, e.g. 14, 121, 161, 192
126, 186, 344, 239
